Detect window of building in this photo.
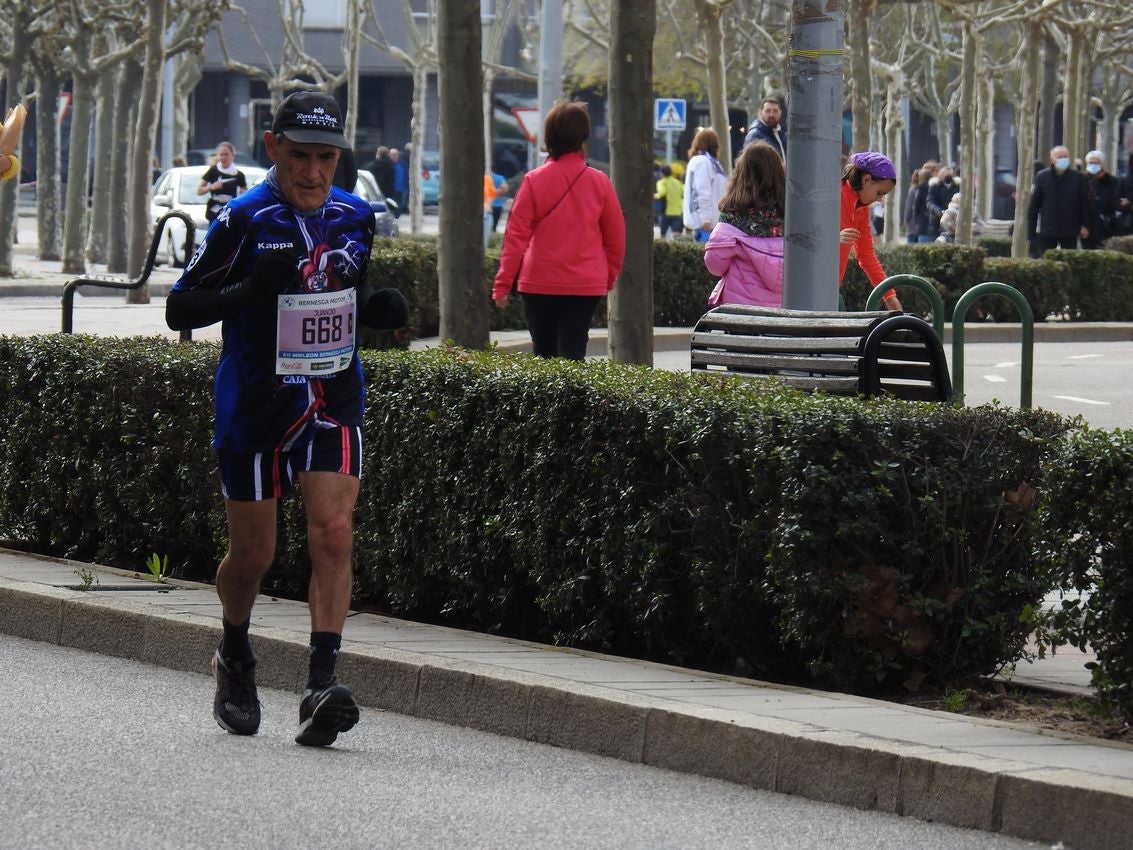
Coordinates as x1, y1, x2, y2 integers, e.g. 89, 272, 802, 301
304, 0, 346, 29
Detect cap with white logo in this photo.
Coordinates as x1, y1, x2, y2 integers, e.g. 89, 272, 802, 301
271, 91, 349, 149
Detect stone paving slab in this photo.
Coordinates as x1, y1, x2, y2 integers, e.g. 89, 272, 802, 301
0, 549, 1130, 850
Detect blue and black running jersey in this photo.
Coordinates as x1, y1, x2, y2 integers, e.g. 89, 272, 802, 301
173, 171, 375, 452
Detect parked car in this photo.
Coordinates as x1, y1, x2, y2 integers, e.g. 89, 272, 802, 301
351, 169, 400, 238
419, 151, 440, 207
151, 165, 267, 266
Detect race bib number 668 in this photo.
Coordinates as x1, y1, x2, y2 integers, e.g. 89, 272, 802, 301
275, 289, 357, 376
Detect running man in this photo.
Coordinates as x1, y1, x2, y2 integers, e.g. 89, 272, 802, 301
165, 91, 408, 747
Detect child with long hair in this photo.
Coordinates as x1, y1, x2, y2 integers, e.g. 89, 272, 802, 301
841, 151, 901, 310
703, 142, 786, 307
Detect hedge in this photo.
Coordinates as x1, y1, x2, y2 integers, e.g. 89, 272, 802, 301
366, 238, 1133, 342
0, 334, 1079, 697
1039, 429, 1133, 722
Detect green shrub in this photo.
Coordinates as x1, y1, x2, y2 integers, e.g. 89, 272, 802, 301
1102, 234, 1133, 255
1046, 249, 1133, 321
1040, 429, 1133, 722
0, 334, 1076, 695
975, 236, 1013, 258
841, 243, 986, 318
653, 238, 716, 325
981, 257, 1071, 322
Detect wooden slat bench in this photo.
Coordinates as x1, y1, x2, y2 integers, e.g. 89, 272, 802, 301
690, 305, 952, 402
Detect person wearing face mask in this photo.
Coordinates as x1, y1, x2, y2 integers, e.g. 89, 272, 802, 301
1082, 150, 1120, 249
1027, 145, 1089, 257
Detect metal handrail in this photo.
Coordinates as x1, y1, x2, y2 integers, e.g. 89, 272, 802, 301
859, 314, 952, 402
865, 274, 945, 339
61, 210, 195, 340
951, 281, 1034, 408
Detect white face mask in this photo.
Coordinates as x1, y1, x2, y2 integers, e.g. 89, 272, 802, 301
1054, 157, 1071, 171
1086, 163, 1102, 175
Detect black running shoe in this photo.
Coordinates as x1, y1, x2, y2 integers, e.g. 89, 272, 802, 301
211, 649, 261, 736
295, 680, 360, 747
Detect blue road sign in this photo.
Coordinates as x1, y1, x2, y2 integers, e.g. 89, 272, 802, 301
654, 98, 686, 131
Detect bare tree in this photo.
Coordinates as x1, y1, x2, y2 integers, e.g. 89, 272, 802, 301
608, 0, 656, 364
363, 0, 439, 235
436, 0, 487, 347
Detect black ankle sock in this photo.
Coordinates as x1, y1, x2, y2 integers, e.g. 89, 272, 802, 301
307, 631, 342, 688
220, 617, 253, 661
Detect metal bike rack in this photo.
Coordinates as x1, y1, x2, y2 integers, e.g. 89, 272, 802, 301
951, 281, 1034, 408
865, 274, 945, 339
61, 210, 195, 341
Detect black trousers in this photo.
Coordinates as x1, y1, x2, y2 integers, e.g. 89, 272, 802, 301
521, 293, 601, 361
1030, 235, 1077, 257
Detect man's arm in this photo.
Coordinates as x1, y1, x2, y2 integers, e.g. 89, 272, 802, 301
166, 252, 299, 331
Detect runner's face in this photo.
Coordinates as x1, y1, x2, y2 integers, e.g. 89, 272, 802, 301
265, 132, 341, 212
217, 146, 234, 167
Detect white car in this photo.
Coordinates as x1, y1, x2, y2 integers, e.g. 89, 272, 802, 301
151, 165, 267, 267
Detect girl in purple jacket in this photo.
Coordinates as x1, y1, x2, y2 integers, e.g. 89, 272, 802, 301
704, 142, 786, 307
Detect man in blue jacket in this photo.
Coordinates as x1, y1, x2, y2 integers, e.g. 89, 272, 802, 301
742, 97, 787, 160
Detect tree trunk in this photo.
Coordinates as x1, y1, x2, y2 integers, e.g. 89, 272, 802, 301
62, 73, 96, 275
436, 0, 487, 348
882, 78, 903, 243
0, 35, 29, 276
107, 63, 141, 274
608, 0, 656, 365
694, 0, 731, 172
955, 21, 976, 245
1037, 28, 1057, 157
1062, 27, 1084, 159
846, 0, 872, 153
126, 0, 168, 301
86, 70, 117, 265
33, 61, 62, 262
173, 56, 203, 158
1012, 20, 1042, 259
344, 0, 362, 146
978, 75, 994, 221
409, 63, 428, 235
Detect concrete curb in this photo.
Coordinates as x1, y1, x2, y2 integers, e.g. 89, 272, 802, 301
1, 566, 1130, 849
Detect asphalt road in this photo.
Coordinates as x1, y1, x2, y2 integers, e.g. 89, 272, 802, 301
0, 637, 1045, 850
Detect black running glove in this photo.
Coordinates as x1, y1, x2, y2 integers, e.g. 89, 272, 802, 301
166, 251, 300, 331
358, 288, 409, 329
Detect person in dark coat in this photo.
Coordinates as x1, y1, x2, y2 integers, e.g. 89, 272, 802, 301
741, 97, 787, 160
1028, 145, 1089, 257
925, 165, 959, 239
1082, 150, 1120, 249
365, 146, 396, 199
910, 161, 940, 243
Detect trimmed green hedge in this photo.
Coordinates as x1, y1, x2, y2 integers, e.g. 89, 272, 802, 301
1045, 249, 1133, 321
368, 238, 1133, 340
1040, 429, 1133, 722
981, 257, 1071, 323
0, 335, 1078, 696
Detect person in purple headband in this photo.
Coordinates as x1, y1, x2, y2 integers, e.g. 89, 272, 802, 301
840, 151, 901, 310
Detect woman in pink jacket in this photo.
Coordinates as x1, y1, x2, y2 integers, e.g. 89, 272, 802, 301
704, 142, 786, 307
492, 100, 626, 360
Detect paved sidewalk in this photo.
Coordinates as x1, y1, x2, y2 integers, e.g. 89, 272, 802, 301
0, 548, 1128, 850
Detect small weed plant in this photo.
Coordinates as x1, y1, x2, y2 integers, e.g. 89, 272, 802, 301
144, 553, 168, 582
74, 565, 98, 589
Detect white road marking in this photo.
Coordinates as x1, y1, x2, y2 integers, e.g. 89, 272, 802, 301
1053, 395, 1110, 406
993, 361, 1018, 368
983, 375, 1007, 383
1066, 354, 1103, 360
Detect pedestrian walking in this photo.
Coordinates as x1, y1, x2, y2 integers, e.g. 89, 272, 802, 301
165, 91, 409, 748
491, 99, 625, 360
703, 141, 785, 307
741, 96, 787, 160
682, 127, 727, 244
910, 160, 940, 243
840, 151, 901, 311
197, 142, 248, 223
489, 169, 508, 232
1082, 150, 1120, 249
654, 165, 684, 239
366, 145, 396, 200
1028, 145, 1090, 256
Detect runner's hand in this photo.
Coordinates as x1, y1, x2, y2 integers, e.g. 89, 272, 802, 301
359, 288, 409, 329
247, 252, 299, 302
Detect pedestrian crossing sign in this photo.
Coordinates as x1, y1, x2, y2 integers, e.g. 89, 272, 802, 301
654, 98, 686, 131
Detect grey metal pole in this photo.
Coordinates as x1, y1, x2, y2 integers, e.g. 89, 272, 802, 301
537, 0, 563, 156
782, 0, 845, 311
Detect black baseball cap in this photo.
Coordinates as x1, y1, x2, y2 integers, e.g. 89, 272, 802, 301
271, 91, 349, 149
